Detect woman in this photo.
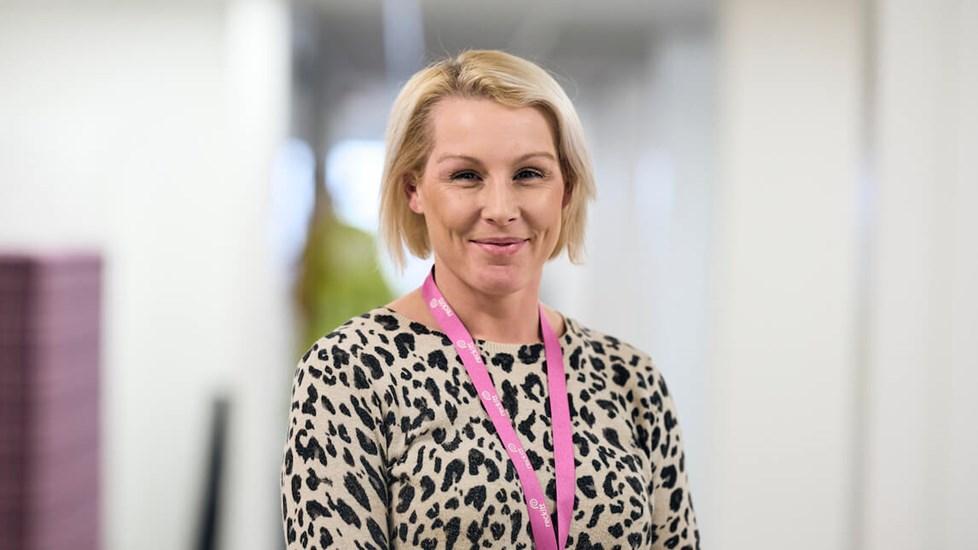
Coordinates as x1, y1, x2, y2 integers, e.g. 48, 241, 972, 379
280, 49, 700, 550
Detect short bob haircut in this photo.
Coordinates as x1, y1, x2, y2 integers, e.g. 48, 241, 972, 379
378, 49, 597, 274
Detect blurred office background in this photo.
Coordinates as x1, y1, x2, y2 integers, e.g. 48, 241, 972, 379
0, 0, 975, 549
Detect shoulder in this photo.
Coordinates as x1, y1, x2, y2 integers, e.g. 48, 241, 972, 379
297, 305, 452, 374
304, 306, 413, 353
572, 320, 652, 366
571, 320, 672, 399
294, 307, 413, 388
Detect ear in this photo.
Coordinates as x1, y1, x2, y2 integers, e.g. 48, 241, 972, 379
405, 173, 424, 214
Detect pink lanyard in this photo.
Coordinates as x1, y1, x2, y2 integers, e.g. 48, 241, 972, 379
421, 264, 575, 550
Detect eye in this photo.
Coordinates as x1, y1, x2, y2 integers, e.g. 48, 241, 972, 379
450, 170, 480, 181
516, 168, 545, 180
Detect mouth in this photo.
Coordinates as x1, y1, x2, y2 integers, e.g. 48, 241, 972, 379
470, 238, 529, 256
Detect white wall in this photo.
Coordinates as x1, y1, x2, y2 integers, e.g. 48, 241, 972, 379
709, 1, 862, 548
708, 1, 978, 549
0, 2, 291, 549
861, 0, 978, 548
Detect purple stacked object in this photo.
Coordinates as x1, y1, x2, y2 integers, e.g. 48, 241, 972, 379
0, 252, 101, 550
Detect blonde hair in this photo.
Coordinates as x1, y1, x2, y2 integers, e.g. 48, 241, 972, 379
378, 49, 597, 274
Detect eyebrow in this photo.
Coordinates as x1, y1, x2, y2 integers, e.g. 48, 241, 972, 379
435, 151, 557, 164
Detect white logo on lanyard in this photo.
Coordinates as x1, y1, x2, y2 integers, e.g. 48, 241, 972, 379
481, 389, 508, 419
430, 296, 455, 318
528, 498, 552, 528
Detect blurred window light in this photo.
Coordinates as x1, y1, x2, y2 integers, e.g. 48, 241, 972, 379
325, 139, 385, 234
268, 138, 316, 266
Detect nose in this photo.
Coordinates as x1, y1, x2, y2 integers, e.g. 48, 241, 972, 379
480, 176, 519, 225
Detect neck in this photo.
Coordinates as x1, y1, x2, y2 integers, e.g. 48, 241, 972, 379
432, 260, 544, 344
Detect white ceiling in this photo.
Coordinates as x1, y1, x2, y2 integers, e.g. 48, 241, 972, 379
308, 0, 712, 25
290, 0, 714, 143
295, 0, 713, 75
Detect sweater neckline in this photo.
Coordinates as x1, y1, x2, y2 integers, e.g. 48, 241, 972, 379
377, 305, 578, 355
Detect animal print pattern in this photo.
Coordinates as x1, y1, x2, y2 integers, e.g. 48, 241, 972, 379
281, 306, 700, 549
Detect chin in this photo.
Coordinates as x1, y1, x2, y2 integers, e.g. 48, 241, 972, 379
469, 265, 530, 296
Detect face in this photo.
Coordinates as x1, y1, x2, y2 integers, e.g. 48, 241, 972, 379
406, 96, 570, 297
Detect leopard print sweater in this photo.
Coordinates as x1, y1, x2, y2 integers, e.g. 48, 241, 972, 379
280, 306, 700, 549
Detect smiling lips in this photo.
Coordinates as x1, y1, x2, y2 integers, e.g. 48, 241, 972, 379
471, 237, 529, 256
472, 237, 526, 244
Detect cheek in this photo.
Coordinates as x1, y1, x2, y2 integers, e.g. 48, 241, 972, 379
426, 197, 475, 236
528, 193, 565, 228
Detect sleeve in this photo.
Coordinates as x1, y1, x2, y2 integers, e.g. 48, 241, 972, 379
280, 335, 392, 550
648, 364, 701, 550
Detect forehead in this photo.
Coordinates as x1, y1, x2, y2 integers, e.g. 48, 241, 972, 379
427, 97, 557, 157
